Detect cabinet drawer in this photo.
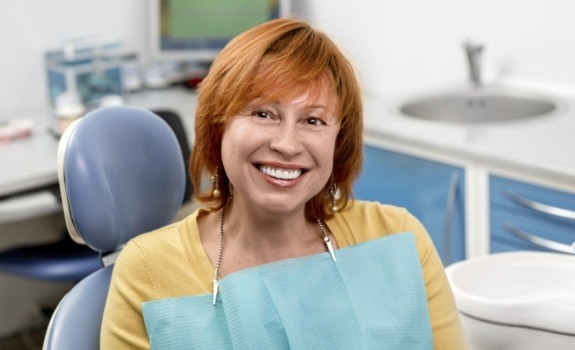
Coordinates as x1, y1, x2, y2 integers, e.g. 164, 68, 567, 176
490, 208, 575, 254
490, 175, 575, 226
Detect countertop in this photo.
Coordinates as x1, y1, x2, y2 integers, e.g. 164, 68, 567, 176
363, 86, 575, 187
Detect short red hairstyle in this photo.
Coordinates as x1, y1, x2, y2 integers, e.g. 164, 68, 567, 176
190, 18, 363, 220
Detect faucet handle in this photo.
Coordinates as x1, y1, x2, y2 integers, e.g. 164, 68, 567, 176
463, 40, 484, 54
463, 40, 484, 87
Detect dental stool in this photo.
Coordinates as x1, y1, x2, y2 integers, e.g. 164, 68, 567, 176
42, 106, 186, 350
0, 181, 100, 282
0, 229, 100, 282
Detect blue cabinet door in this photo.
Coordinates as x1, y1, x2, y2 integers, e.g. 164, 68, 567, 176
353, 145, 466, 265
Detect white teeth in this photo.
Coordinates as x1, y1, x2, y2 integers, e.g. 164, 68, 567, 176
260, 166, 302, 180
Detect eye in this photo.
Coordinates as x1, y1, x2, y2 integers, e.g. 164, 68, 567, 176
305, 117, 327, 126
251, 110, 273, 119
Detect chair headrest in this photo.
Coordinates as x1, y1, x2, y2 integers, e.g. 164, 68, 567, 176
57, 106, 186, 253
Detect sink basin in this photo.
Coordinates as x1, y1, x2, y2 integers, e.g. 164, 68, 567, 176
446, 251, 575, 349
400, 88, 558, 124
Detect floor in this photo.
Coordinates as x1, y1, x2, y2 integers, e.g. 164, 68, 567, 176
0, 326, 46, 350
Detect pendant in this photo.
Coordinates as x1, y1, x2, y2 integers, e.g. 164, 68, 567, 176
324, 236, 337, 262
212, 276, 219, 306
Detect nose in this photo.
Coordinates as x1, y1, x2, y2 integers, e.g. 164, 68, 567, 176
269, 123, 303, 158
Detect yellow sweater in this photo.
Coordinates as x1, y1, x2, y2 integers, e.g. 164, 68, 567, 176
101, 201, 467, 349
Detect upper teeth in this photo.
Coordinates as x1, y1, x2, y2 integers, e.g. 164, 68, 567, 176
260, 166, 302, 180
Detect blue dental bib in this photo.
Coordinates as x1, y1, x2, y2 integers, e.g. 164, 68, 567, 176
142, 232, 433, 349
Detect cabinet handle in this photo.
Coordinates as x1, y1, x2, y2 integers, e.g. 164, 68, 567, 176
503, 223, 575, 255
443, 171, 460, 264
503, 191, 575, 221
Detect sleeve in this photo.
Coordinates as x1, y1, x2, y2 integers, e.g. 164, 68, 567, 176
100, 240, 157, 349
401, 210, 468, 349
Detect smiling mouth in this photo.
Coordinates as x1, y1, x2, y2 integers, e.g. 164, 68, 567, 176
258, 165, 304, 180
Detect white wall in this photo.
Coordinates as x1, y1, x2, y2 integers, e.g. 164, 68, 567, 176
0, 0, 148, 115
299, 0, 575, 99
3, 0, 574, 114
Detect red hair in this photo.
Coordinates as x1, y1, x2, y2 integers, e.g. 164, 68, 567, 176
190, 18, 363, 220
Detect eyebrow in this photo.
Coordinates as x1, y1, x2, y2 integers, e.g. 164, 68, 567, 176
246, 97, 332, 112
268, 102, 330, 110
306, 105, 328, 110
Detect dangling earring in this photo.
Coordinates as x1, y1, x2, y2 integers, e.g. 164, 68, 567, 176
330, 182, 339, 212
211, 172, 221, 198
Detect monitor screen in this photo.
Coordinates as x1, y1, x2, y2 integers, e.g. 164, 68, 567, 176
149, 0, 292, 63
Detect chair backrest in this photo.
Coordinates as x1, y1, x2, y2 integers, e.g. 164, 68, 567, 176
43, 106, 186, 350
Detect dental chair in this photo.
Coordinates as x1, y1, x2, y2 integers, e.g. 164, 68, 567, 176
42, 106, 186, 350
0, 109, 191, 284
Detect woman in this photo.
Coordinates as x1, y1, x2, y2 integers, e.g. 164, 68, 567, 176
101, 18, 466, 349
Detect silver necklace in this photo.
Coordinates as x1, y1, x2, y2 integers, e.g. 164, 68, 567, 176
212, 209, 336, 306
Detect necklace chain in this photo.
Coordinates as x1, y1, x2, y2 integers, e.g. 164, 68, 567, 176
212, 209, 336, 306
212, 210, 224, 305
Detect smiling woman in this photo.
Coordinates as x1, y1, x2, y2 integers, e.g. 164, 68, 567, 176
100, 18, 467, 349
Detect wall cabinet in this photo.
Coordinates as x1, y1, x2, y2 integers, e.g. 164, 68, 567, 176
489, 175, 575, 254
353, 145, 466, 265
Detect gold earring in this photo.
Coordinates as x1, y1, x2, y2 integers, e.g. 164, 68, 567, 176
330, 182, 339, 212
212, 172, 221, 198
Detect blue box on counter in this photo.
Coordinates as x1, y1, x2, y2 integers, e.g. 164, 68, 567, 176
45, 40, 123, 108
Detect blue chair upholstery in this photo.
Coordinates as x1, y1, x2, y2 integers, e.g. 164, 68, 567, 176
0, 235, 100, 281
43, 106, 186, 350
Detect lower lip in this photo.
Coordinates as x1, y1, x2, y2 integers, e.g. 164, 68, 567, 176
257, 167, 304, 188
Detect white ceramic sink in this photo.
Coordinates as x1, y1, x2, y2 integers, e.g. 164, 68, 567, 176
400, 87, 558, 124
446, 251, 575, 349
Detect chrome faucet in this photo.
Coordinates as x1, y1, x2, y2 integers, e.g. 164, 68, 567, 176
464, 41, 484, 88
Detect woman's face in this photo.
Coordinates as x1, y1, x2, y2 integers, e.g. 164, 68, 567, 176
221, 87, 340, 217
